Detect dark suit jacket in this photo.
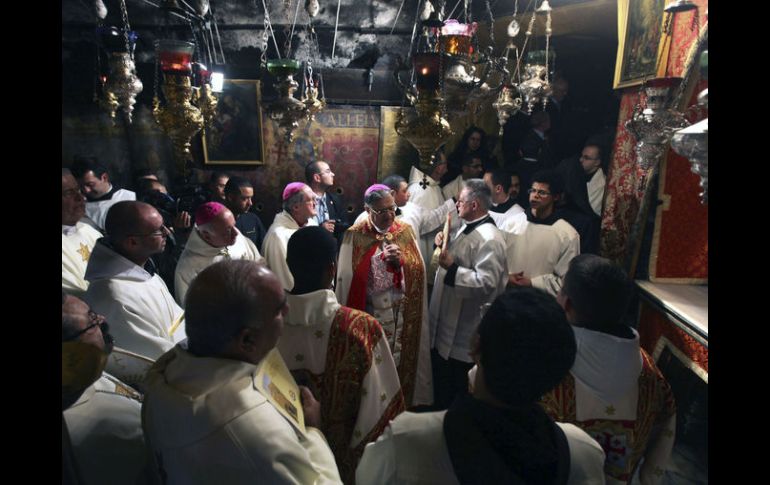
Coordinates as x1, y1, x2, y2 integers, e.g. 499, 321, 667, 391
235, 212, 267, 252
556, 157, 602, 255
323, 191, 351, 248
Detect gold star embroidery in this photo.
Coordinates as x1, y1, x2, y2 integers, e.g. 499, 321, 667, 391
315, 330, 324, 339
380, 392, 387, 402
361, 388, 368, 397
354, 430, 362, 439
77, 243, 91, 262
605, 405, 616, 416
114, 383, 143, 402
653, 467, 664, 476
375, 354, 383, 365
295, 354, 304, 362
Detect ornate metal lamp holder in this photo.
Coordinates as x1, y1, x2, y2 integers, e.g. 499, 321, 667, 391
152, 40, 206, 176
625, 77, 689, 170
96, 26, 143, 123
394, 52, 454, 173
265, 59, 306, 143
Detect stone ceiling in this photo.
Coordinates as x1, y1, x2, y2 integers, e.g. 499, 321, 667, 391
62, 0, 617, 71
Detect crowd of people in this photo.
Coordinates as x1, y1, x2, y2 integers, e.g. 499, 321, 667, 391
62, 92, 676, 484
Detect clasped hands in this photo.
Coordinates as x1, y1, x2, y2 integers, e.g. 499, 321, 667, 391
381, 243, 402, 267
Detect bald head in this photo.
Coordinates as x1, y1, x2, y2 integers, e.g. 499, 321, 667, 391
185, 260, 287, 362
105, 201, 156, 240
104, 201, 168, 265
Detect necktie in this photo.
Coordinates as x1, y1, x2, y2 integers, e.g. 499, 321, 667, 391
317, 196, 327, 224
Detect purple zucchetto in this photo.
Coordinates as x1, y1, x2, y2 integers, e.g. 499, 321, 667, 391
195, 202, 227, 225
365, 184, 391, 196
282, 182, 308, 201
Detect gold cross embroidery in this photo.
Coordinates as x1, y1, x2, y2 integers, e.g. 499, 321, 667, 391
315, 330, 324, 339
605, 405, 616, 416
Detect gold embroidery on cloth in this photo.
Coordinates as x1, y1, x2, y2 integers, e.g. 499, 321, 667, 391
313, 307, 405, 484
345, 221, 425, 405
539, 349, 677, 482
77, 243, 91, 262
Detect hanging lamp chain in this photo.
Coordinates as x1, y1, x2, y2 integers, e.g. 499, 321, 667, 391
119, 0, 133, 60
485, 0, 495, 53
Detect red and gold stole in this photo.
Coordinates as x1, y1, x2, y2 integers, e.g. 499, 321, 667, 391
315, 306, 406, 484
539, 349, 677, 482
345, 219, 426, 405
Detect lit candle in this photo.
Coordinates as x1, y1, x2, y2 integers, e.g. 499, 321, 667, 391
157, 40, 195, 76
414, 53, 440, 92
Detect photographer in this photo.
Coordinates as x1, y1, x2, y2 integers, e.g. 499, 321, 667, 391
136, 179, 205, 298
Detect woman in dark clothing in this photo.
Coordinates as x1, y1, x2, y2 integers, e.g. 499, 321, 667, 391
441, 125, 498, 186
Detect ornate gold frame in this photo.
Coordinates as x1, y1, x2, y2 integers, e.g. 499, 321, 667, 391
613, 0, 672, 89
202, 79, 265, 165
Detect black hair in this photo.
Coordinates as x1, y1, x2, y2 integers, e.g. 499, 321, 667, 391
70, 156, 108, 179
224, 175, 253, 195
486, 168, 512, 193
531, 170, 565, 195
478, 287, 576, 406
562, 254, 634, 332
286, 226, 338, 289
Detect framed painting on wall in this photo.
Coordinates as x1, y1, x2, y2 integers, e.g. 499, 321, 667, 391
202, 79, 265, 165
613, 0, 672, 89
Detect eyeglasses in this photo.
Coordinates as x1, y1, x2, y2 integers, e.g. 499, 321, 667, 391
528, 189, 552, 196
128, 225, 170, 238
456, 198, 473, 205
370, 205, 397, 216
64, 311, 107, 341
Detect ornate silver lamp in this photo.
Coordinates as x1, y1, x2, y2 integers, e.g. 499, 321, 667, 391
95, 0, 143, 123
670, 49, 708, 203
515, 1, 553, 113
625, 77, 689, 170
262, 0, 326, 143
670, 119, 707, 203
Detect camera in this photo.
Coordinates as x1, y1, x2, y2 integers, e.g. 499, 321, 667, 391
138, 182, 208, 227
